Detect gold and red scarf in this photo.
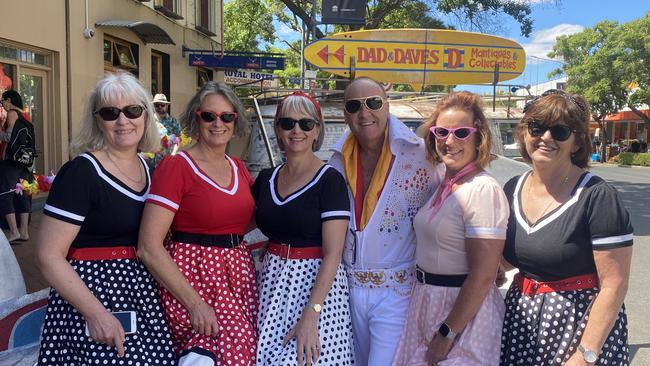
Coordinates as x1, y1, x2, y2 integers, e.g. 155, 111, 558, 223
341, 129, 393, 230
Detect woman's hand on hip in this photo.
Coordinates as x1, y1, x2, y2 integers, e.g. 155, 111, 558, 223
188, 300, 219, 336
283, 311, 320, 366
426, 333, 454, 366
85, 310, 126, 357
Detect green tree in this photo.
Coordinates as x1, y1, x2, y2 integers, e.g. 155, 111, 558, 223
549, 13, 650, 127
273, 0, 535, 44
620, 13, 650, 121
223, 0, 276, 52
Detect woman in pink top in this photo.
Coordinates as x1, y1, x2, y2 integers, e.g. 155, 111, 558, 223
393, 92, 509, 366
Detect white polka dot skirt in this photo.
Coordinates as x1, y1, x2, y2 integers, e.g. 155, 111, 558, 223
160, 241, 259, 365
256, 254, 355, 365
500, 286, 629, 365
37, 259, 176, 365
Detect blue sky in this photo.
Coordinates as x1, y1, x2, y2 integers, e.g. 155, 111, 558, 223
273, 0, 649, 94
456, 0, 650, 93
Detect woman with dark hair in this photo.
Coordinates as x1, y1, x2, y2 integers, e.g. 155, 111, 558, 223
138, 81, 258, 366
500, 89, 633, 365
36, 72, 175, 365
0, 89, 34, 243
392, 91, 509, 365
252, 91, 354, 365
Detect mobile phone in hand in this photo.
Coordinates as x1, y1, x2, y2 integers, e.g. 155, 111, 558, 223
85, 311, 137, 336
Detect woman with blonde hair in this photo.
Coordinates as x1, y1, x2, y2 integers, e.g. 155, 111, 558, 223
36, 72, 175, 365
393, 91, 509, 365
253, 91, 354, 365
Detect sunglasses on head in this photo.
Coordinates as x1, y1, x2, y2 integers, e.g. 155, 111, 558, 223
278, 117, 319, 131
344, 96, 385, 114
195, 110, 238, 123
94, 105, 145, 121
523, 89, 587, 114
527, 121, 573, 141
429, 126, 478, 141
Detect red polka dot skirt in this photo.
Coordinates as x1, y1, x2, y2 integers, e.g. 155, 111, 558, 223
160, 241, 259, 365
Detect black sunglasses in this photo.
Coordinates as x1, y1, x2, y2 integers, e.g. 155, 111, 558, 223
344, 96, 385, 114
278, 117, 319, 131
195, 110, 238, 123
94, 105, 145, 121
527, 121, 573, 141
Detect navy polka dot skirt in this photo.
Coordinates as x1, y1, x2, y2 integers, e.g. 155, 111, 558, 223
500, 285, 629, 365
37, 259, 176, 365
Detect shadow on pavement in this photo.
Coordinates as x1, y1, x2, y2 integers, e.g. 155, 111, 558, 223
604, 180, 650, 237
630, 343, 650, 361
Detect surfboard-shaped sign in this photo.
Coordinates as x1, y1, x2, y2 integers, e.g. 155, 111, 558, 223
304, 29, 526, 85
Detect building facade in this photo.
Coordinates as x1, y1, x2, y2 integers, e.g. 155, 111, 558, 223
0, 0, 224, 173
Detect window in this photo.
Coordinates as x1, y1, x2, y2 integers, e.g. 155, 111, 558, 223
0, 42, 49, 66
151, 53, 162, 95
104, 37, 139, 73
195, 0, 217, 36
154, 0, 183, 19
0, 63, 17, 93
197, 68, 212, 88
151, 51, 170, 97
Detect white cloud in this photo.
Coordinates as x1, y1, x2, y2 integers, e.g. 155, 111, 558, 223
523, 24, 584, 61
276, 22, 295, 37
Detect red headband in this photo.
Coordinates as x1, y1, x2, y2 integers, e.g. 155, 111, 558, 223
274, 91, 323, 123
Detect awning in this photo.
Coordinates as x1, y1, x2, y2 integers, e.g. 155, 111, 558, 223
605, 109, 650, 122
95, 20, 175, 45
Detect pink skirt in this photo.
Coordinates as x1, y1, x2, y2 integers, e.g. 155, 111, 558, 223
392, 281, 504, 366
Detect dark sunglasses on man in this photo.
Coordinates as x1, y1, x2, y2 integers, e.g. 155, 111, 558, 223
344, 95, 386, 114
94, 105, 145, 121
195, 110, 238, 123
277, 117, 319, 131
527, 121, 573, 141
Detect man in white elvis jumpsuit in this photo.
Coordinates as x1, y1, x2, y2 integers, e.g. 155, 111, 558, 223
329, 77, 442, 366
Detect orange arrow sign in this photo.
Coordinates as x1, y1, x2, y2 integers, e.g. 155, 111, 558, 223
317, 46, 329, 64
316, 45, 345, 64
332, 46, 344, 64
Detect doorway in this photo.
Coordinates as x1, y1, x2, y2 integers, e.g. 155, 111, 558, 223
19, 68, 47, 174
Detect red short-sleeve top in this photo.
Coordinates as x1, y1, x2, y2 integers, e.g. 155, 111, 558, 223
146, 151, 254, 235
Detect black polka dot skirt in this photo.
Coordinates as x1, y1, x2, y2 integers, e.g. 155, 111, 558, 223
256, 253, 355, 365
37, 259, 176, 365
500, 285, 629, 365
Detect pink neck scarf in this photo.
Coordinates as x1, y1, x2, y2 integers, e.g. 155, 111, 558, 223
427, 162, 478, 223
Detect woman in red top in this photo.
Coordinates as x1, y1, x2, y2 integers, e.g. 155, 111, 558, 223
138, 81, 258, 366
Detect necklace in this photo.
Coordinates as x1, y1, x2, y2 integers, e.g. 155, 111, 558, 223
526, 172, 570, 225
105, 150, 144, 185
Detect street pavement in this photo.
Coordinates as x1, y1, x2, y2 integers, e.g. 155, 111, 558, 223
6, 163, 650, 364
589, 164, 650, 365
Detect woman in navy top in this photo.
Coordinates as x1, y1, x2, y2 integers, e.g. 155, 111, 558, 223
36, 72, 175, 365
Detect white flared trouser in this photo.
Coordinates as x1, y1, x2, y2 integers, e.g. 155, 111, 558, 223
349, 284, 411, 366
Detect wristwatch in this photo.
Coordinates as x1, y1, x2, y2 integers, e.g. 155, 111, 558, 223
578, 344, 598, 363
306, 302, 322, 313
438, 323, 457, 340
